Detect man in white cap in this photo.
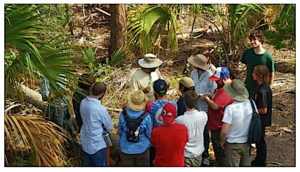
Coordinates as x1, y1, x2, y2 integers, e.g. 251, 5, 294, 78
130, 53, 164, 101
220, 79, 257, 167
188, 53, 217, 166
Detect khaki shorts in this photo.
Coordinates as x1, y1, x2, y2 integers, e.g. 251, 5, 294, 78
225, 142, 251, 167
184, 154, 202, 167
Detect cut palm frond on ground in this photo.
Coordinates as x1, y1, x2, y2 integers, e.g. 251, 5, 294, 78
5, 114, 70, 166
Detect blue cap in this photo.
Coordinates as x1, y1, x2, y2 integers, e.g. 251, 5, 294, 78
153, 79, 168, 95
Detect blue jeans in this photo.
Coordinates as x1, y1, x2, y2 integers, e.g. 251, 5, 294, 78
82, 148, 107, 167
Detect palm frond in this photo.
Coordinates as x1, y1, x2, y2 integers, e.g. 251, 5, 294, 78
127, 5, 179, 54
5, 114, 70, 166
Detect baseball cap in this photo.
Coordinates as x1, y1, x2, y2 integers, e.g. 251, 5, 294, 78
179, 77, 194, 89
161, 103, 176, 124
209, 67, 230, 81
153, 79, 168, 95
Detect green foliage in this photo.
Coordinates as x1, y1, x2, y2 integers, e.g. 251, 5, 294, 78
229, 4, 265, 50
5, 4, 77, 101
264, 4, 295, 49
127, 5, 179, 54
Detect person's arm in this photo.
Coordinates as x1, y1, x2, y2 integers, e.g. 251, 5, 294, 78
145, 115, 152, 140
101, 109, 114, 131
203, 96, 220, 110
269, 72, 274, 86
118, 113, 124, 136
220, 123, 231, 149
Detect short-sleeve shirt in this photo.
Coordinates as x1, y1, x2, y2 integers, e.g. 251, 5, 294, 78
207, 88, 234, 131
254, 83, 273, 127
130, 68, 164, 101
175, 110, 207, 157
151, 123, 188, 167
222, 100, 253, 143
241, 48, 275, 97
190, 69, 217, 112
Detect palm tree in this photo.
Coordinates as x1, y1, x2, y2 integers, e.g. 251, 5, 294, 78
126, 5, 179, 55
5, 4, 76, 166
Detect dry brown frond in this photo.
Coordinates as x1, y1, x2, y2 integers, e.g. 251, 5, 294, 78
5, 114, 70, 167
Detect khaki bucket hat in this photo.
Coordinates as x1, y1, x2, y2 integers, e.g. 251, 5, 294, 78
187, 54, 210, 70
224, 79, 249, 101
138, 53, 163, 68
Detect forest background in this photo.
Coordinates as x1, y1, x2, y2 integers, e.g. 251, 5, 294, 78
2, 1, 297, 167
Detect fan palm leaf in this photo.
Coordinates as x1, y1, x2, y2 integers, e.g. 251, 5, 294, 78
5, 4, 77, 103
127, 5, 179, 54
5, 114, 70, 166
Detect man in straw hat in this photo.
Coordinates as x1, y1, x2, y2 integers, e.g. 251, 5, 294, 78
118, 90, 152, 167
203, 67, 233, 167
130, 53, 164, 101
151, 103, 189, 167
80, 82, 113, 167
220, 79, 257, 166
188, 53, 217, 166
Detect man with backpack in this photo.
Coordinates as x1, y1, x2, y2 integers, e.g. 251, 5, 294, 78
251, 65, 273, 167
220, 79, 257, 166
118, 90, 152, 166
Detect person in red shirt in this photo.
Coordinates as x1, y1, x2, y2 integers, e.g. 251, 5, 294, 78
202, 67, 234, 167
151, 103, 188, 167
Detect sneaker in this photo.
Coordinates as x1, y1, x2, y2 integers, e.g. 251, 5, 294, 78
202, 157, 210, 166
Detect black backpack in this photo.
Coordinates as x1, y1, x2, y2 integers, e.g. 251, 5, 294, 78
122, 110, 148, 142
247, 98, 262, 144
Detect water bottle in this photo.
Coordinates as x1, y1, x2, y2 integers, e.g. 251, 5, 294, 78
102, 129, 113, 147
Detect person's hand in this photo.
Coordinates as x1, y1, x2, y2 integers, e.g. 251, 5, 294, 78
203, 93, 213, 99
203, 95, 210, 102
142, 86, 151, 94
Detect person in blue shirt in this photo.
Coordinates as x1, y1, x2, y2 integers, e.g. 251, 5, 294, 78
118, 90, 152, 166
80, 82, 113, 167
188, 54, 217, 166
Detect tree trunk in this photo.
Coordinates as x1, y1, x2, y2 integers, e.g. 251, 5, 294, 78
108, 4, 126, 60
15, 84, 48, 111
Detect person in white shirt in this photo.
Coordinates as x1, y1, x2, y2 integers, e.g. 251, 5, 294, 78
220, 79, 256, 167
175, 90, 208, 167
130, 53, 164, 101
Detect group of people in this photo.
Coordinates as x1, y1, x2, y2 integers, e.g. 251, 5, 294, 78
43, 31, 274, 167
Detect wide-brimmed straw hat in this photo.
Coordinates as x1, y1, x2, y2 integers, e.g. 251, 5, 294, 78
138, 53, 163, 69
224, 79, 249, 101
187, 54, 210, 70
127, 90, 148, 111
